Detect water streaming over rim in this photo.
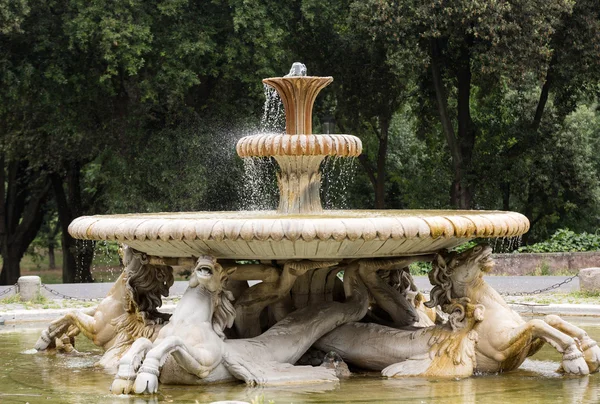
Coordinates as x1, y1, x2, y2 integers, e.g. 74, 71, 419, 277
260, 85, 285, 134
239, 85, 285, 210
321, 156, 358, 209
240, 156, 278, 211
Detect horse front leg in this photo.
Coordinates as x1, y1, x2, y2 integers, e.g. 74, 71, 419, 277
545, 315, 600, 373
35, 307, 96, 350
498, 319, 589, 375
110, 337, 154, 394
134, 336, 222, 394
358, 263, 419, 327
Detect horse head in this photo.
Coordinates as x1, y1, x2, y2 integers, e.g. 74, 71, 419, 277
188, 256, 236, 338
426, 243, 493, 308
188, 256, 228, 292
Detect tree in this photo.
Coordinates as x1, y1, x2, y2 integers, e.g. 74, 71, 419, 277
0, 159, 50, 284
0, 0, 270, 282
364, 0, 574, 208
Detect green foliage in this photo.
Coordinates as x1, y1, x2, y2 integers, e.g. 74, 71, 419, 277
409, 261, 432, 276
1, 0, 600, 284
0, 293, 21, 304
0, 292, 48, 305
518, 229, 600, 253
250, 395, 275, 404
0, 0, 29, 34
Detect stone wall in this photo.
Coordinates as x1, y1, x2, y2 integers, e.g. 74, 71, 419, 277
491, 252, 600, 275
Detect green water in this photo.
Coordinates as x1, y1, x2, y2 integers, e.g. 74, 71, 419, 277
1, 320, 600, 403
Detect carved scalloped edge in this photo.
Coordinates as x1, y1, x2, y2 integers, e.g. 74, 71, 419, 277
68, 211, 530, 243
236, 134, 362, 157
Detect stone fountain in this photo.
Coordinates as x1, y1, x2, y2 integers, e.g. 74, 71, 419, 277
36, 64, 600, 394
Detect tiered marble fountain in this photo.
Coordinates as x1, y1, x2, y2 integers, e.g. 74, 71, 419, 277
70, 64, 528, 261
38, 64, 600, 394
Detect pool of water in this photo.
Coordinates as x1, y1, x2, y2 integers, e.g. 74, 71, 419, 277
1, 319, 600, 403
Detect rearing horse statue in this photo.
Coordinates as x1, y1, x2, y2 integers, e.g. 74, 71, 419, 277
35, 246, 173, 369
111, 255, 370, 394
426, 243, 600, 375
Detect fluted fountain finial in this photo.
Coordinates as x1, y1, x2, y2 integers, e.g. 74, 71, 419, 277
236, 64, 362, 214
262, 64, 332, 136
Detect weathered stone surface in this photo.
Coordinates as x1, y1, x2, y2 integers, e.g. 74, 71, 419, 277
17, 276, 41, 301
492, 252, 600, 275
68, 210, 529, 260
578, 268, 600, 292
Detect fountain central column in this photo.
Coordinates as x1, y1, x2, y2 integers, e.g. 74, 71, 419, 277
236, 63, 362, 214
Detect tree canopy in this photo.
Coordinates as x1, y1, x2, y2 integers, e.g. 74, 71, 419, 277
0, 0, 599, 283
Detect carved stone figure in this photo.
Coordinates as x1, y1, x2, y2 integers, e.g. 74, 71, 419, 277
233, 260, 338, 337
35, 246, 174, 369
110, 256, 372, 393
315, 298, 484, 378
426, 243, 600, 375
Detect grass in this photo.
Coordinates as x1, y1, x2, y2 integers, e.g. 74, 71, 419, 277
0, 293, 49, 305
0, 247, 124, 284
0, 292, 97, 310
0, 292, 60, 310
507, 290, 600, 305
251, 396, 275, 404
0, 293, 23, 304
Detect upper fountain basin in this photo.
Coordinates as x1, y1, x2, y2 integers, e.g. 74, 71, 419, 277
69, 210, 529, 260
236, 133, 362, 157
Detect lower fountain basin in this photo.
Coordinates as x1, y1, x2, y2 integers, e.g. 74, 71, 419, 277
3, 322, 598, 403
69, 210, 529, 260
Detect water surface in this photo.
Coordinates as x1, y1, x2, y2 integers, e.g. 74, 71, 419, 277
1, 320, 599, 403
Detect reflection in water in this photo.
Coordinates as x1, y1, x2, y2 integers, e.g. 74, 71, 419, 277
1, 321, 600, 403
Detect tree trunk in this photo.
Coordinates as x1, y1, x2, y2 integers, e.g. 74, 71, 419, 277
0, 156, 50, 285
454, 40, 475, 209
48, 244, 56, 269
430, 39, 465, 209
51, 165, 94, 283
0, 254, 21, 285
522, 60, 555, 240
532, 57, 555, 132
374, 117, 390, 209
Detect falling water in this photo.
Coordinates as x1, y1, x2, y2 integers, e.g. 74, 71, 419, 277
321, 157, 358, 209
490, 235, 524, 253
240, 157, 278, 211
90, 240, 121, 282
260, 85, 285, 133
238, 85, 285, 211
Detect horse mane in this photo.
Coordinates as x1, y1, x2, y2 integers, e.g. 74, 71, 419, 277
422, 299, 482, 375
425, 250, 457, 309
212, 289, 236, 339
121, 245, 175, 315
111, 312, 162, 341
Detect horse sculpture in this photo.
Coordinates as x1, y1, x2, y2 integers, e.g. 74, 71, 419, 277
426, 243, 600, 375
316, 298, 484, 378
34, 246, 174, 369
111, 256, 371, 394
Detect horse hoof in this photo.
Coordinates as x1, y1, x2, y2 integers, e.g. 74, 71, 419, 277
110, 378, 134, 395
583, 343, 600, 373
561, 351, 590, 376
34, 330, 52, 351
134, 372, 158, 394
